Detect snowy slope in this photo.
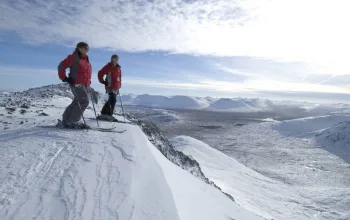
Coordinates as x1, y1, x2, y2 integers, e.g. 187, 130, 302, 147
0, 84, 264, 220
315, 121, 350, 163
170, 136, 309, 220
316, 121, 350, 145
170, 133, 350, 220
169, 114, 350, 220
273, 114, 350, 138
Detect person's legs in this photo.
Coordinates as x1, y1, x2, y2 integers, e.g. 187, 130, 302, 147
109, 93, 117, 116
101, 100, 110, 115
62, 99, 77, 124
68, 86, 89, 123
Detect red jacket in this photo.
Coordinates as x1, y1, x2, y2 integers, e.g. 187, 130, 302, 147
98, 62, 122, 90
58, 51, 92, 86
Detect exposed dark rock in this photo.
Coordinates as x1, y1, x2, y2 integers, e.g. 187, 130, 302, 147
6, 107, 16, 112
20, 109, 27, 114
234, 123, 245, 127
20, 103, 30, 109
39, 112, 49, 116
198, 125, 222, 129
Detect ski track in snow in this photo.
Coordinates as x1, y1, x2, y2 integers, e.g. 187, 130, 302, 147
0, 126, 134, 220
111, 139, 134, 162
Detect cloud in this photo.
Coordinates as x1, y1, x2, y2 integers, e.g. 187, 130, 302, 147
2, 0, 350, 72
214, 63, 254, 78
0, 66, 57, 76
2, 65, 350, 96
124, 76, 350, 95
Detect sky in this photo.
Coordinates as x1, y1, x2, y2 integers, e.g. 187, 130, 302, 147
1, 0, 350, 103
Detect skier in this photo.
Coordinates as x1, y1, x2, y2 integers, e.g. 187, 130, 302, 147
97, 54, 122, 121
57, 42, 92, 128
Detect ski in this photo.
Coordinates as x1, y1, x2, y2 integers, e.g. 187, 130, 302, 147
92, 127, 127, 133
87, 117, 136, 125
36, 125, 126, 133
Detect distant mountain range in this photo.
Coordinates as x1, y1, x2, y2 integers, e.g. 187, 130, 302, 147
120, 93, 350, 113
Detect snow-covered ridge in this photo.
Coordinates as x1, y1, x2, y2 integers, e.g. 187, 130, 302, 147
206, 97, 275, 112
0, 84, 234, 201
121, 93, 350, 113
316, 121, 350, 144
131, 117, 235, 202
122, 94, 276, 111
0, 84, 102, 109
271, 114, 350, 138
1, 84, 263, 219
315, 121, 350, 163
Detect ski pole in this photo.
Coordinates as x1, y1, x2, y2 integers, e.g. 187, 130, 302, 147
118, 90, 126, 122
70, 85, 87, 127
87, 87, 99, 127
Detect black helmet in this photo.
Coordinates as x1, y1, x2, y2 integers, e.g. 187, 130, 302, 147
76, 42, 88, 49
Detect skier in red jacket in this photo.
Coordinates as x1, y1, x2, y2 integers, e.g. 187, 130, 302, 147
97, 54, 122, 121
57, 42, 92, 128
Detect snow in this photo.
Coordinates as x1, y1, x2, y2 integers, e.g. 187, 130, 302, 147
130, 94, 204, 109
123, 94, 277, 111
170, 136, 306, 220
170, 115, 350, 220
273, 114, 350, 138
0, 84, 263, 220
315, 121, 350, 163
122, 93, 350, 114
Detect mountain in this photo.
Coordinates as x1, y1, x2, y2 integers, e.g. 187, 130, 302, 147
121, 94, 350, 114
205, 98, 275, 112
0, 84, 264, 220
126, 94, 205, 109
169, 115, 350, 220
122, 94, 276, 111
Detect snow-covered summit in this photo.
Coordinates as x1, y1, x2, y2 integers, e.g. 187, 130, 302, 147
122, 94, 275, 111
206, 97, 275, 112
0, 84, 264, 220
126, 94, 206, 109
121, 93, 350, 114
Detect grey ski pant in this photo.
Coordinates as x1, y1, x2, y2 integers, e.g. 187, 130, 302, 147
62, 85, 89, 123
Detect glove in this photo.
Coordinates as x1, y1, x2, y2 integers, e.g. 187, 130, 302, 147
103, 81, 108, 86
63, 77, 74, 84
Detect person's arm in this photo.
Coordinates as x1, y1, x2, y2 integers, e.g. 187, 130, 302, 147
98, 65, 108, 84
58, 55, 75, 81
119, 69, 122, 89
